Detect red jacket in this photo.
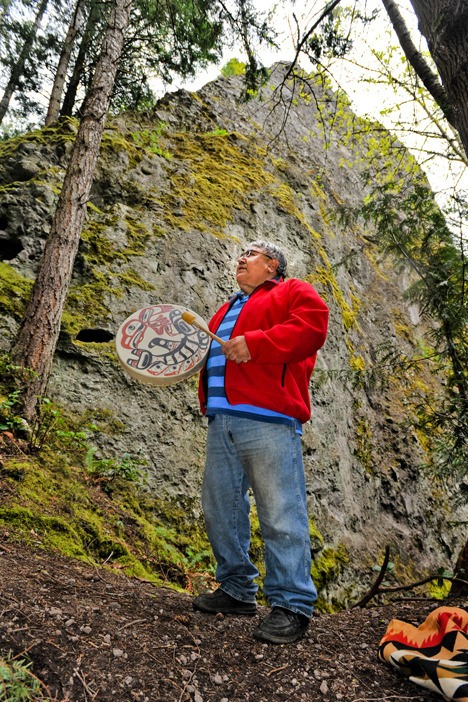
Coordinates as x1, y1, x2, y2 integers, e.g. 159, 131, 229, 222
198, 278, 329, 424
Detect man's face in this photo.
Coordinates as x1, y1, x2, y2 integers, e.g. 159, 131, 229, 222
236, 247, 278, 294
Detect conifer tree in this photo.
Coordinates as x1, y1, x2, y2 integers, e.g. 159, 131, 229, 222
45, 0, 87, 125
11, 0, 133, 417
0, 0, 49, 125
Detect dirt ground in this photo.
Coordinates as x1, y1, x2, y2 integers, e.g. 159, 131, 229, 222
0, 537, 465, 702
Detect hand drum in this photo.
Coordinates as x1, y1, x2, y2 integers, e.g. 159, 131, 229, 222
115, 304, 210, 386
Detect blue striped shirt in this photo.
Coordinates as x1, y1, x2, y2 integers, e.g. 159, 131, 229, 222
206, 294, 302, 433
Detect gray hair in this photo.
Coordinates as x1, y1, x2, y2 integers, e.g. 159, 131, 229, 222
248, 240, 288, 278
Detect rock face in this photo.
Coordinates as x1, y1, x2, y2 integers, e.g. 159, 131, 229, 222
0, 64, 465, 603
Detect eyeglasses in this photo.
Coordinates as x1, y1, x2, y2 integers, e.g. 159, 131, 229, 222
239, 248, 274, 260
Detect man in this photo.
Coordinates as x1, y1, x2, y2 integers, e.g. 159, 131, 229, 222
193, 240, 329, 644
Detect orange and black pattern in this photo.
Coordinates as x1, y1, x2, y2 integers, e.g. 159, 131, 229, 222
378, 607, 468, 702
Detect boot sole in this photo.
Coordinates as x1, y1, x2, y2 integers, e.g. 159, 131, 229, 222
252, 628, 307, 644
193, 603, 257, 616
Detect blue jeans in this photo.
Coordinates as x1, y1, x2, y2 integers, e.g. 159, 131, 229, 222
202, 413, 317, 618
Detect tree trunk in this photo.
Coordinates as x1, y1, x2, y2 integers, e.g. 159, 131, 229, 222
60, 0, 102, 118
409, 0, 468, 161
381, 0, 456, 128
11, 0, 133, 420
45, 0, 86, 126
0, 0, 13, 33
0, 0, 49, 126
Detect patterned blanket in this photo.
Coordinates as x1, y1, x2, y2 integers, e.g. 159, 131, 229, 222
378, 607, 468, 701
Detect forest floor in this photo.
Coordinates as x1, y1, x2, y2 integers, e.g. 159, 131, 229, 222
1, 534, 465, 702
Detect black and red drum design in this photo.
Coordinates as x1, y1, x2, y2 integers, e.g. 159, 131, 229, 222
115, 304, 210, 386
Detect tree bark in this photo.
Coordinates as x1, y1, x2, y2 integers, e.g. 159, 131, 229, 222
45, 0, 87, 126
11, 0, 133, 420
409, 0, 468, 161
0, 0, 49, 126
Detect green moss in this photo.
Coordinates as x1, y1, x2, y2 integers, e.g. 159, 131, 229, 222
309, 517, 325, 551
350, 353, 366, 372
163, 131, 275, 236
0, 123, 162, 341
0, 506, 86, 557
312, 545, 349, 612
312, 266, 362, 332
0, 117, 79, 160
0, 262, 33, 319
354, 416, 373, 474
123, 214, 155, 251
128, 123, 171, 159
100, 121, 171, 164
64, 278, 114, 334
61, 207, 156, 340
427, 578, 452, 600
0, 400, 220, 591
118, 268, 155, 291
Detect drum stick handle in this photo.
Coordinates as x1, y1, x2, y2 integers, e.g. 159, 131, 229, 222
182, 312, 225, 346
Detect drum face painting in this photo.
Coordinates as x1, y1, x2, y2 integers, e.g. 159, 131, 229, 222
115, 304, 210, 386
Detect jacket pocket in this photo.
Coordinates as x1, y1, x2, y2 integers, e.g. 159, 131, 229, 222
281, 364, 287, 387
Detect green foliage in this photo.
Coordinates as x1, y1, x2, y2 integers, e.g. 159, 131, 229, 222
221, 58, 246, 77
85, 447, 144, 487
358, 178, 468, 483
0, 353, 34, 434
109, 0, 225, 112
0, 0, 65, 132
0, 0, 277, 125
129, 122, 171, 157
307, 7, 355, 62
0, 653, 53, 701
205, 127, 229, 137
0, 390, 25, 433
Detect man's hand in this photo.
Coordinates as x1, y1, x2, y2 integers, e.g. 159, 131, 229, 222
222, 336, 252, 364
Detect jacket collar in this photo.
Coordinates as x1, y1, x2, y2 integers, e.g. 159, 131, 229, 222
230, 275, 282, 299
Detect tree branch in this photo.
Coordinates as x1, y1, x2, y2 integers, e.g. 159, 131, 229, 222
351, 545, 467, 608
380, 0, 456, 127
351, 545, 391, 608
